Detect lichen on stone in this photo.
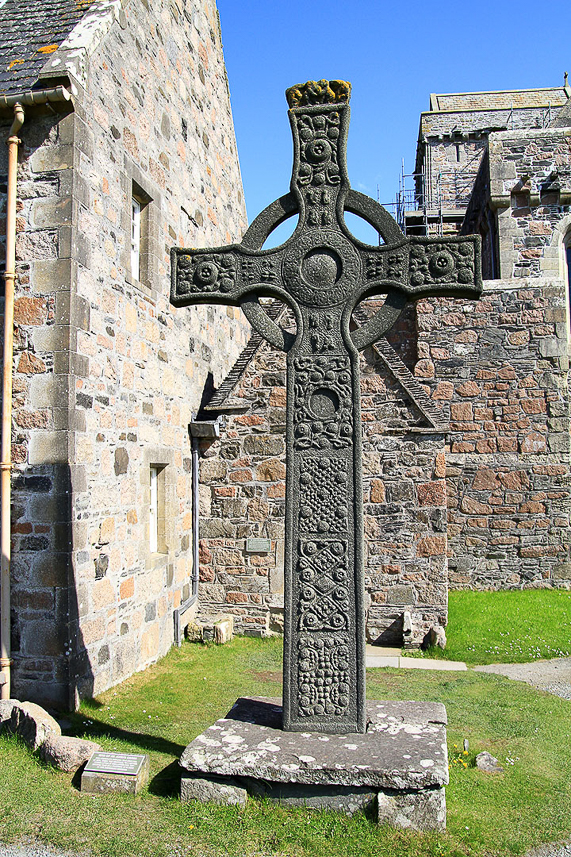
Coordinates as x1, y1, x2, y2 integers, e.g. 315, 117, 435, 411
286, 79, 351, 108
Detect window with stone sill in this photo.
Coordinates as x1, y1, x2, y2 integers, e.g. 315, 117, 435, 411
149, 464, 167, 554
130, 181, 152, 287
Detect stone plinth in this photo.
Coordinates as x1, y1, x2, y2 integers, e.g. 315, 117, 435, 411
179, 697, 448, 830
81, 752, 150, 795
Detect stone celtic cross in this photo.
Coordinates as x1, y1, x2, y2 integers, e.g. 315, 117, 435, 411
171, 80, 482, 734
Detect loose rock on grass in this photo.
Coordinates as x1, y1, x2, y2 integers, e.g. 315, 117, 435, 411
39, 735, 102, 773
476, 751, 504, 773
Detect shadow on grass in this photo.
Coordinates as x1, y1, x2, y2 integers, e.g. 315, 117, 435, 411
149, 760, 182, 797
68, 715, 186, 758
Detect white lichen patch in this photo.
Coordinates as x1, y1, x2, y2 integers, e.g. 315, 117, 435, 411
256, 741, 281, 752
420, 759, 434, 768
195, 735, 222, 747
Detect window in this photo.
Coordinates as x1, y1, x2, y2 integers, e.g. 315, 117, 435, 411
149, 465, 166, 554
131, 196, 142, 280
129, 181, 151, 285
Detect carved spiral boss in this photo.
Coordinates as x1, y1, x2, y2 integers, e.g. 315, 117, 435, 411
171, 80, 482, 734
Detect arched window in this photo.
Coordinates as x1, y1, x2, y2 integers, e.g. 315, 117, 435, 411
565, 233, 571, 299
541, 217, 571, 334
564, 229, 571, 333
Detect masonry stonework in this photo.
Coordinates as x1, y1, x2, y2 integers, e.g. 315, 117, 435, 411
4, 26, 571, 700
415, 278, 571, 589
463, 127, 571, 279
1, 0, 249, 707
196, 311, 449, 648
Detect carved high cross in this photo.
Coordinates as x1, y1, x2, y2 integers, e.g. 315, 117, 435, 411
171, 80, 482, 734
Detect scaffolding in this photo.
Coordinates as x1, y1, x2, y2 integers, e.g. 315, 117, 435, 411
383, 154, 482, 237
382, 163, 443, 236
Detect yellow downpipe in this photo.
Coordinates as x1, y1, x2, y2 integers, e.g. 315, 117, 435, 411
1, 102, 25, 699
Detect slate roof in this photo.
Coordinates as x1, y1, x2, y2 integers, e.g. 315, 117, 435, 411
429, 87, 569, 113
0, 0, 94, 96
205, 300, 446, 430
205, 301, 287, 410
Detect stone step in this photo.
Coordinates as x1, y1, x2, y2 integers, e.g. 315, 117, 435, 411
365, 647, 467, 671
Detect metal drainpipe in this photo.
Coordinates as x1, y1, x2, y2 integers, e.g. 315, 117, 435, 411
1, 102, 25, 699
173, 417, 221, 646
0, 86, 71, 699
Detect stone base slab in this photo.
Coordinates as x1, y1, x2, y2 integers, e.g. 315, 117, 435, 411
181, 774, 247, 805
179, 697, 448, 829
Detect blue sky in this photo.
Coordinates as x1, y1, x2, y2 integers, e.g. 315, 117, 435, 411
217, 0, 570, 239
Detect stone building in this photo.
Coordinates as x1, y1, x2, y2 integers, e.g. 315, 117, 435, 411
193, 82, 571, 647
0, 0, 249, 707
2, 8, 570, 705
409, 84, 570, 237
194, 305, 450, 647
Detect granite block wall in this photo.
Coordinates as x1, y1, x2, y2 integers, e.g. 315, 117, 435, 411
414, 277, 571, 589
197, 330, 448, 648
418, 101, 568, 228
486, 128, 571, 279
1, 0, 249, 707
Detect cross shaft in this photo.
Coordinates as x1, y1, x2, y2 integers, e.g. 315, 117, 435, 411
171, 80, 482, 733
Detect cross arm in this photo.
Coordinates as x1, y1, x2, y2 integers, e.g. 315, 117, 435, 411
171, 244, 250, 307
351, 234, 482, 351
171, 245, 298, 352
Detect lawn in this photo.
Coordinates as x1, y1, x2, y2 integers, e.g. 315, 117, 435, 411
420, 589, 571, 664
1, 622, 570, 857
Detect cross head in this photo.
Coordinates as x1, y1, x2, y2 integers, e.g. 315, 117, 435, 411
171, 80, 482, 734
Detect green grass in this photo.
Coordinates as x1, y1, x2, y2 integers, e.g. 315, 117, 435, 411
1, 635, 570, 857
414, 589, 571, 664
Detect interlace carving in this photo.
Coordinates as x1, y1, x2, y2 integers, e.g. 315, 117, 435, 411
170, 79, 482, 734
366, 251, 406, 282
297, 539, 349, 632
177, 252, 236, 295
296, 111, 341, 189
409, 241, 475, 287
298, 457, 349, 534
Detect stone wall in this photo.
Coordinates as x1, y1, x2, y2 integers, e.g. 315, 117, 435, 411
486, 128, 571, 279
417, 102, 568, 228
421, 106, 565, 138
1, 0, 249, 707
414, 277, 571, 589
197, 329, 448, 648
1, 110, 78, 708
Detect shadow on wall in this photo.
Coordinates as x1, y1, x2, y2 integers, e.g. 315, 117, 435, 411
11, 462, 94, 710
